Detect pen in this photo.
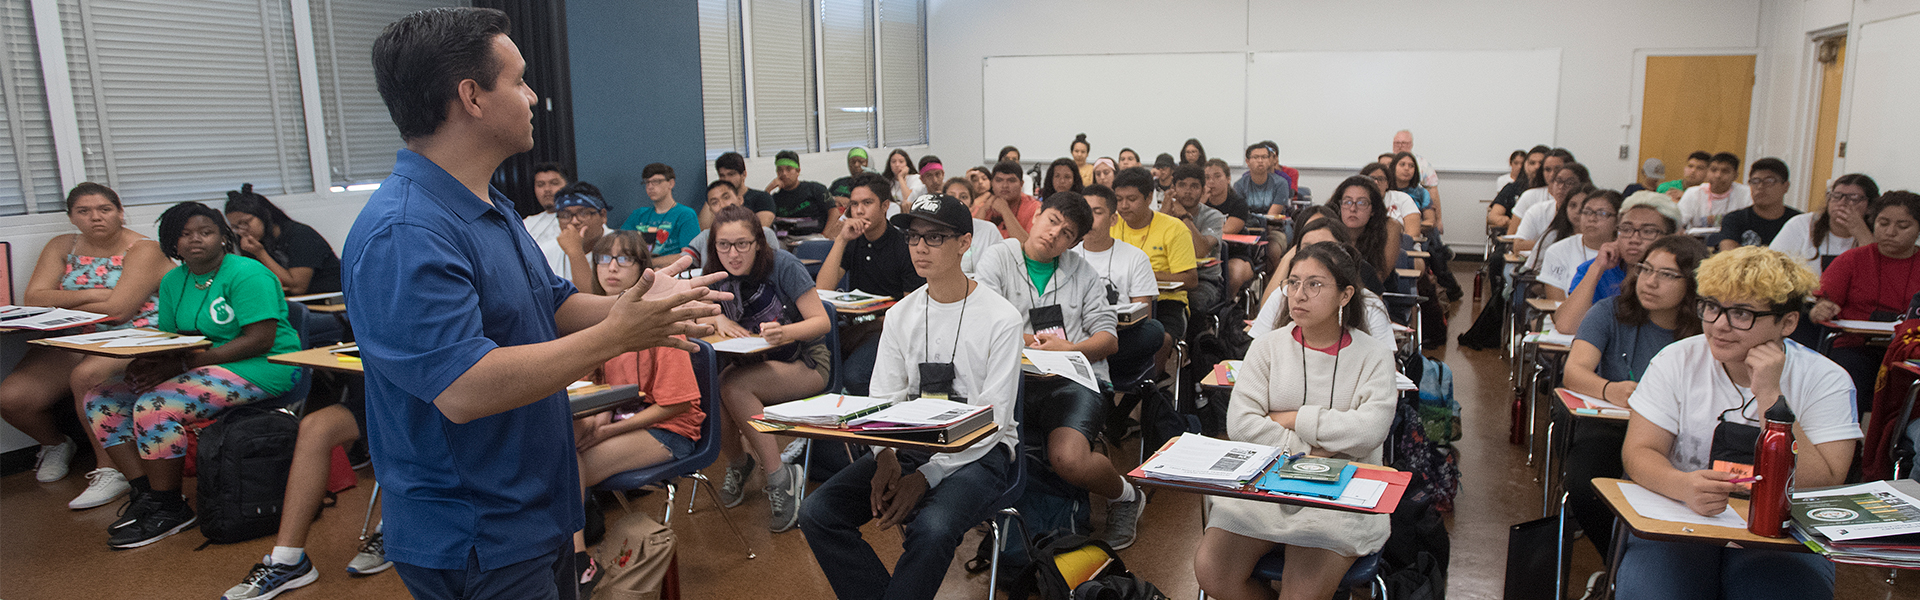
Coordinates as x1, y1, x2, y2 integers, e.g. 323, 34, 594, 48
835, 395, 844, 407
1283, 452, 1306, 463
1728, 475, 1761, 485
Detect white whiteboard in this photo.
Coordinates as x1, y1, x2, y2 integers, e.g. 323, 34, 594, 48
1246, 49, 1561, 172
1843, 12, 1920, 194
981, 53, 1245, 165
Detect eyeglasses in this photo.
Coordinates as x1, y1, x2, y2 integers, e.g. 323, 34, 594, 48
1827, 190, 1868, 204
558, 209, 601, 222
904, 231, 956, 247
595, 255, 637, 267
1340, 199, 1370, 209
1616, 225, 1667, 239
1695, 299, 1790, 331
644, 177, 672, 186
1578, 209, 1616, 219
1552, 177, 1580, 187
715, 240, 756, 254
1635, 263, 1685, 283
1283, 277, 1330, 299
1749, 176, 1785, 187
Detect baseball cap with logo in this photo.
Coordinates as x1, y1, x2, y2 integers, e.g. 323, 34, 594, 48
888, 193, 972, 233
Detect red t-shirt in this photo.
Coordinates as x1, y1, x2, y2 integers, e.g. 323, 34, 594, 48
602, 346, 704, 441
1818, 245, 1920, 347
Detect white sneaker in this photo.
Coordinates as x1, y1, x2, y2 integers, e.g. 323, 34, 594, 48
69, 467, 132, 510
34, 438, 75, 483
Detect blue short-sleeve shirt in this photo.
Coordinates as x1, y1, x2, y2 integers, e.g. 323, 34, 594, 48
342, 150, 582, 571
1570, 259, 1627, 303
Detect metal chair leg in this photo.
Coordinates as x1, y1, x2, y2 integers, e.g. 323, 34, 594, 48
1542, 420, 1557, 517
659, 482, 678, 526
359, 481, 381, 541
695, 475, 757, 559
986, 507, 1020, 598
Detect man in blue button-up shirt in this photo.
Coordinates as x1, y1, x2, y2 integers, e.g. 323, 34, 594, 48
343, 8, 728, 600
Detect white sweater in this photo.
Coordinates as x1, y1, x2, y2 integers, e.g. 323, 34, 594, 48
1205, 323, 1398, 557
869, 282, 1025, 488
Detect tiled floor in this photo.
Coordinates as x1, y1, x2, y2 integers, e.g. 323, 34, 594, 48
5, 266, 1919, 599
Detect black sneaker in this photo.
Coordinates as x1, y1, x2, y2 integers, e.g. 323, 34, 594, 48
108, 490, 155, 531
108, 497, 196, 549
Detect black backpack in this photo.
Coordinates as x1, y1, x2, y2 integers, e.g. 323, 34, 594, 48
196, 405, 300, 544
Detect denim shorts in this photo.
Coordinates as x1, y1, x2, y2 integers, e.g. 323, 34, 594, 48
647, 428, 696, 460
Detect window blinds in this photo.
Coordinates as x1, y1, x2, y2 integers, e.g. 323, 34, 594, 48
698, 0, 745, 159
819, 0, 872, 151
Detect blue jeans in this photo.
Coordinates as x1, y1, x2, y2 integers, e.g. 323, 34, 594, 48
393, 540, 576, 600
799, 445, 1014, 600
1614, 533, 1833, 600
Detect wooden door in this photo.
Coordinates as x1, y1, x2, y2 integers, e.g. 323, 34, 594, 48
1807, 37, 1846, 211
1637, 55, 1756, 188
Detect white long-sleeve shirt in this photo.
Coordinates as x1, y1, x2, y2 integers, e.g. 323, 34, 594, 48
869, 281, 1025, 488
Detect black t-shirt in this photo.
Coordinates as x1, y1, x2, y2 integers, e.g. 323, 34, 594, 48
742, 189, 776, 215
771, 181, 833, 232
1205, 190, 1251, 223
1718, 206, 1802, 248
828, 175, 859, 200
841, 225, 925, 299
271, 221, 342, 294
1492, 180, 1530, 213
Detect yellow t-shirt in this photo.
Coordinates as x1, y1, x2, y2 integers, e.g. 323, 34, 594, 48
1111, 212, 1197, 304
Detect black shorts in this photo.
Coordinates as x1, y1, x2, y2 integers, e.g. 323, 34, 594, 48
306, 373, 367, 439
1025, 377, 1108, 445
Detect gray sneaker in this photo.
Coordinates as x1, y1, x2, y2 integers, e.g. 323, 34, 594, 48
766, 464, 804, 533
719, 455, 755, 509
345, 531, 393, 575
1100, 485, 1146, 551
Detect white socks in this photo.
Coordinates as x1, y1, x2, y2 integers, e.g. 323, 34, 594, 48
270, 546, 304, 565
1111, 483, 1139, 503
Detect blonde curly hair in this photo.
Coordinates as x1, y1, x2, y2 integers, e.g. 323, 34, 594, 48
1694, 246, 1819, 308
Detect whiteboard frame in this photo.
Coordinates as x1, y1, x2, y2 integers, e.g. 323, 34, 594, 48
979, 51, 1248, 167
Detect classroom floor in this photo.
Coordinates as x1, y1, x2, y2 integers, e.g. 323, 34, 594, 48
4, 264, 1919, 600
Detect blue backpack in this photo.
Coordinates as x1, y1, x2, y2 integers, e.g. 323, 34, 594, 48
1417, 357, 1462, 444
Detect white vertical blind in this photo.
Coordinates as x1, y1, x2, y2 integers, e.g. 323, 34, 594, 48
698, 0, 745, 159
0, 0, 62, 215
57, 0, 311, 205
748, 0, 817, 155
877, 0, 924, 147
819, 0, 872, 150
309, 0, 456, 185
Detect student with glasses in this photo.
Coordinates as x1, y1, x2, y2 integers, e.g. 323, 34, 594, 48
1554, 191, 1681, 334
1771, 173, 1880, 277
1514, 159, 1591, 252
1326, 175, 1404, 292
1194, 242, 1400, 600
1558, 235, 1709, 569
550, 182, 611, 290
1250, 215, 1394, 348
682, 180, 781, 267
1509, 148, 1576, 239
620, 163, 702, 266
701, 205, 835, 533
799, 194, 1024, 600
816, 173, 928, 398
1715, 158, 1801, 252
1616, 246, 1857, 600
1538, 187, 1617, 299
1359, 162, 1423, 238
1808, 191, 1920, 414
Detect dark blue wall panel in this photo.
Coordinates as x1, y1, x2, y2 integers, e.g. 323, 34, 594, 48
566, 0, 706, 227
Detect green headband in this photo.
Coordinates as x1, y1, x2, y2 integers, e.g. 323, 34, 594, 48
776, 158, 801, 169
847, 148, 868, 160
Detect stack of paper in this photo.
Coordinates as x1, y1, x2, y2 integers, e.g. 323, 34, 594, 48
821, 290, 892, 309
761, 394, 893, 428
0, 306, 109, 331
1523, 331, 1575, 347
1138, 433, 1282, 488
848, 398, 988, 428
1790, 480, 1920, 568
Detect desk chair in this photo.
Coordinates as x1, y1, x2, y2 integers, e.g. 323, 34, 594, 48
253, 300, 313, 413
795, 299, 845, 503
795, 238, 834, 279
1192, 503, 1390, 600
979, 379, 1029, 598
592, 339, 756, 559
1106, 336, 1164, 465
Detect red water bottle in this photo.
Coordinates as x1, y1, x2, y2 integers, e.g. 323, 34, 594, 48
1747, 399, 1797, 538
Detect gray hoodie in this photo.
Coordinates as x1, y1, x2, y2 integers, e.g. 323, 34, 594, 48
971, 237, 1118, 383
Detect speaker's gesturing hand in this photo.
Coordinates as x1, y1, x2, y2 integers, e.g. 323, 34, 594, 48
603, 254, 735, 352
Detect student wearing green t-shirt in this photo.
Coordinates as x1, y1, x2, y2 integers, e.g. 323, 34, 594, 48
83, 202, 301, 549
1654, 151, 1710, 199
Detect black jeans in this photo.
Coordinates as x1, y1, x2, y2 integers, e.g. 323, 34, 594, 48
393, 540, 576, 600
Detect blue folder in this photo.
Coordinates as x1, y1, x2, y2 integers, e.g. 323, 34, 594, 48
1254, 462, 1356, 500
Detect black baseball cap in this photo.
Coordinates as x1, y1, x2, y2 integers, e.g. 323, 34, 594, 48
888, 193, 972, 233
1153, 153, 1176, 169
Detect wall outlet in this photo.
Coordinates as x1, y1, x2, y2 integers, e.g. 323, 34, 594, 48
1619, 145, 1630, 159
